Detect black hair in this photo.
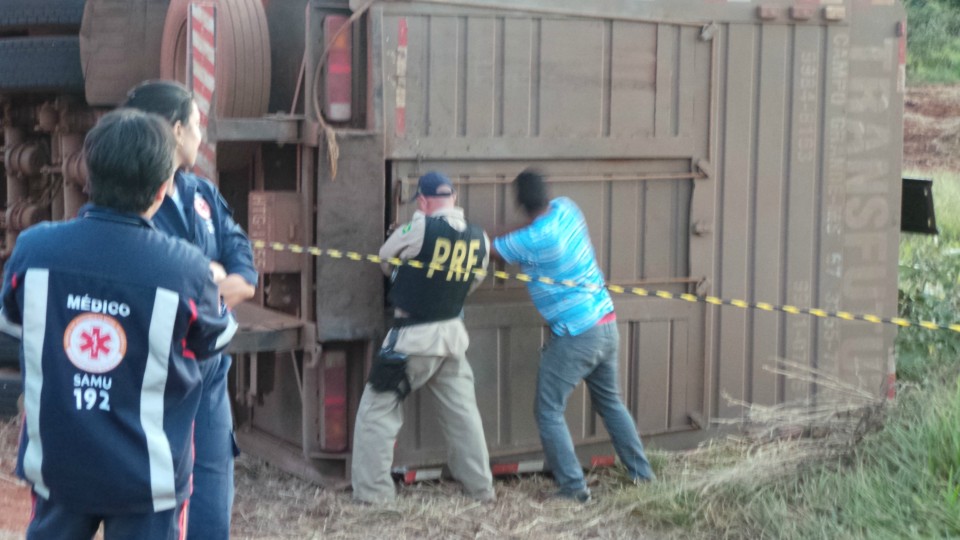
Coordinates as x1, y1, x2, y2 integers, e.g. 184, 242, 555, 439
122, 80, 194, 126
84, 109, 176, 213
514, 167, 550, 216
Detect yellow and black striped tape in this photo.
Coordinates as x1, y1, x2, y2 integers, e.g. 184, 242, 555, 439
253, 240, 951, 333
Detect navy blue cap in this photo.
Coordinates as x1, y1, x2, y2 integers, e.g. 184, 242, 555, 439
412, 171, 455, 200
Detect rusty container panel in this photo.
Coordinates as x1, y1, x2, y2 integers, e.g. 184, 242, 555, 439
249, 191, 307, 273
841, 3, 903, 402
378, 9, 712, 161
315, 133, 386, 341
707, 3, 903, 417
394, 299, 704, 467
369, 0, 903, 472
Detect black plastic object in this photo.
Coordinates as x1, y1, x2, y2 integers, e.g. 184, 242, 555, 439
902, 178, 938, 235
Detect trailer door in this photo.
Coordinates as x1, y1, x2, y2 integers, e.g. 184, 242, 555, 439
374, 5, 717, 466
389, 159, 706, 466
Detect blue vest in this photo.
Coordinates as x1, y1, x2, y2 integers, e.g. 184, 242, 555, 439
389, 217, 487, 322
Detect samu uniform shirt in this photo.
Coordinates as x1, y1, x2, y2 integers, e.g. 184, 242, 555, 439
152, 170, 258, 287
0, 207, 238, 514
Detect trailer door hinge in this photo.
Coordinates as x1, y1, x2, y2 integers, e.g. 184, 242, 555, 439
696, 159, 714, 179
700, 22, 718, 41
696, 278, 710, 297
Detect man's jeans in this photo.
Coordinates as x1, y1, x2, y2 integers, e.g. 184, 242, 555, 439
535, 322, 654, 495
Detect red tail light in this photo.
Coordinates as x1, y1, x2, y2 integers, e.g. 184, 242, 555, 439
320, 350, 348, 452
323, 15, 352, 123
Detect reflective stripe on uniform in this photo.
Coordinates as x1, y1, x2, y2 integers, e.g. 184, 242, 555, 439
214, 312, 238, 350
143, 288, 179, 511
23, 269, 50, 499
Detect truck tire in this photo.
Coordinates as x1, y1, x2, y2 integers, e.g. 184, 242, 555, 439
0, 0, 86, 31
160, 0, 270, 120
0, 369, 21, 419
0, 36, 84, 93
80, 0, 171, 106
161, 0, 270, 171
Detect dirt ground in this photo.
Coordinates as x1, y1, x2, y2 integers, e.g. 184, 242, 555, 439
0, 415, 655, 540
0, 84, 953, 539
903, 85, 960, 170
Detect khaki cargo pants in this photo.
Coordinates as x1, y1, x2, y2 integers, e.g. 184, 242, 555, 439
351, 319, 495, 503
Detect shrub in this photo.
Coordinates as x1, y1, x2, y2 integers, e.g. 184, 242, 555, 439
906, 0, 960, 84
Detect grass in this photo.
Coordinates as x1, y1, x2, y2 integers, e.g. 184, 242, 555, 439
907, 0, 960, 85
620, 376, 960, 539
897, 170, 960, 383
925, 170, 960, 241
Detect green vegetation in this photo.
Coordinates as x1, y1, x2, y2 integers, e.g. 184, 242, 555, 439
898, 172, 960, 383
906, 0, 960, 84
613, 171, 960, 538
626, 382, 960, 538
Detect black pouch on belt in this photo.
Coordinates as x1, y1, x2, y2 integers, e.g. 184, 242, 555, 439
368, 328, 411, 399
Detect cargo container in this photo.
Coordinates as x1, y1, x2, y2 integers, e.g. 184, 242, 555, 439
0, 0, 905, 485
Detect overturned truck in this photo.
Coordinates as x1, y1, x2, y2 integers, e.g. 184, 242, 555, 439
0, 0, 904, 484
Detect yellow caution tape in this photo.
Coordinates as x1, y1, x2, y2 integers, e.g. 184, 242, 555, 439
250, 239, 951, 333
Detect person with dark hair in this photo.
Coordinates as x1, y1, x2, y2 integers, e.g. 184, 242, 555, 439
351, 171, 496, 504
513, 168, 550, 215
2, 109, 238, 539
124, 79, 256, 539
492, 168, 655, 503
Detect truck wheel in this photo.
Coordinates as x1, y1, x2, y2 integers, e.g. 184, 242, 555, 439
160, 0, 270, 120
79, 0, 171, 106
0, 0, 86, 31
161, 0, 270, 171
0, 36, 84, 93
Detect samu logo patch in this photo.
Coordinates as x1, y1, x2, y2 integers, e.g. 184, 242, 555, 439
194, 194, 215, 234
63, 313, 127, 374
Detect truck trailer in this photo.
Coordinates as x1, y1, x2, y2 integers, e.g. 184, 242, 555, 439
0, 0, 905, 485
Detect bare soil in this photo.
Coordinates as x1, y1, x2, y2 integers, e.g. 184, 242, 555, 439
0, 418, 26, 540
0, 412, 655, 539
904, 85, 960, 170
0, 84, 953, 539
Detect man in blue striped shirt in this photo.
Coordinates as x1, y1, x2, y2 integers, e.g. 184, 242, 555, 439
492, 168, 655, 502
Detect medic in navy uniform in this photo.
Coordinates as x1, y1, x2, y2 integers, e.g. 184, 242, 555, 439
124, 80, 256, 540
1, 109, 237, 540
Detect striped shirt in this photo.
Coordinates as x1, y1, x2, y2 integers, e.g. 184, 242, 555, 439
494, 197, 613, 336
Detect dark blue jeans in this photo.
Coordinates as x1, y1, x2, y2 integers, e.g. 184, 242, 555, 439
28, 492, 188, 540
535, 322, 654, 495
187, 354, 237, 540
